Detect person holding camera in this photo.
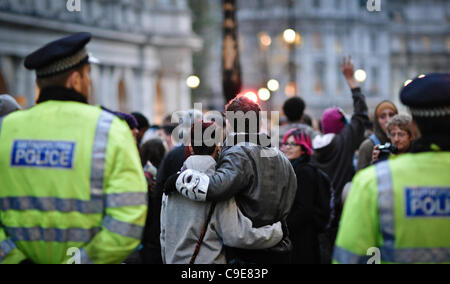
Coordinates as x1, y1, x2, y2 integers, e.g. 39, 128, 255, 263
371, 114, 415, 163
356, 100, 398, 171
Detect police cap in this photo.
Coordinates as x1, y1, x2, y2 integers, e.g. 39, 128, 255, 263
400, 73, 450, 118
24, 32, 95, 78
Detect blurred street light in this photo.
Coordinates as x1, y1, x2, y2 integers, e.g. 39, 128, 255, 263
354, 69, 367, 83
186, 75, 200, 89
285, 82, 297, 97
259, 32, 272, 48
243, 91, 258, 103
267, 79, 280, 92
258, 88, 271, 101
283, 29, 297, 45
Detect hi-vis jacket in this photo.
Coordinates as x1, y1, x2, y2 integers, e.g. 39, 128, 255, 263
333, 152, 450, 264
0, 100, 147, 264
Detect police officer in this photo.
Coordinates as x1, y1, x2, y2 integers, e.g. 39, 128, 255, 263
333, 73, 450, 264
0, 33, 147, 264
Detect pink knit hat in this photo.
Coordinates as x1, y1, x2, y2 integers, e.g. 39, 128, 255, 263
282, 128, 314, 156
321, 107, 347, 134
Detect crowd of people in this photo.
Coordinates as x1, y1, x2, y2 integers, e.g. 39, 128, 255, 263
0, 32, 449, 264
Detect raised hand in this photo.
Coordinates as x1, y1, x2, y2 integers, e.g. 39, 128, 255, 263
341, 56, 354, 79
341, 56, 359, 90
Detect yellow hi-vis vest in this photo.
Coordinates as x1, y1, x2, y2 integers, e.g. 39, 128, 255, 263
0, 100, 147, 264
333, 153, 450, 264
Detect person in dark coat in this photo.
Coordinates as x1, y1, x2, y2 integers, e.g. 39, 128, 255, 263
282, 128, 331, 264
312, 56, 369, 215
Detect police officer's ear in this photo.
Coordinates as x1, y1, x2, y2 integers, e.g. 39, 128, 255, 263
65, 69, 84, 94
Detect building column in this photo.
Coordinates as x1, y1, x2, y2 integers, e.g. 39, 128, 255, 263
140, 70, 157, 123
178, 73, 192, 112
90, 63, 102, 105
161, 74, 180, 115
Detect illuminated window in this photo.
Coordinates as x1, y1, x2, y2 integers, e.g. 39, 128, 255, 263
422, 36, 431, 51
335, 38, 343, 54
337, 63, 344, 94
370, 67, 379, 96
118, 79, 128, 112
370, 33, 377, 51
394, 12, 403, 24
313, 33, 323, 50
314, 61, 325, 95
399, 36, 407, 52
155, 75, 165, 124
0, 71, 7, 94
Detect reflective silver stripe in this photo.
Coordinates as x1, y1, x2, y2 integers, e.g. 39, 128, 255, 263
102, 216, 144, 240
0, 197, 103, 214
0, 239, 16, 263
79, 248, 94, 264
381, 247, 450, 264
375, 162, 395, 249
105, 192, 147, 208
90, 111, 114, 199
5, 227, 101, 243
0, 192, 146, 213
333, 246, 370, 264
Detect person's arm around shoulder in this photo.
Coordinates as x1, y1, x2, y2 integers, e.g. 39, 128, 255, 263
213, 198, 283, 249
175, 148, 252, 202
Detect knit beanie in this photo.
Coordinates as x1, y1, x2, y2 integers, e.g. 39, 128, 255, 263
321, 107, 347, 135
115, 112, 138, 130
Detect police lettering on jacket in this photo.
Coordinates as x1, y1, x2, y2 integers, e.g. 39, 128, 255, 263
405, 187, 450, 217
11, 140, 76, 169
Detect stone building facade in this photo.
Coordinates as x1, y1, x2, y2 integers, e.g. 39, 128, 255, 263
0, 0, 202, 124
235, 0, 450, 118
389, 0, 450, 110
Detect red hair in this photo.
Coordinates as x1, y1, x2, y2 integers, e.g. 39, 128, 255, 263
282, 128, 314, 156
